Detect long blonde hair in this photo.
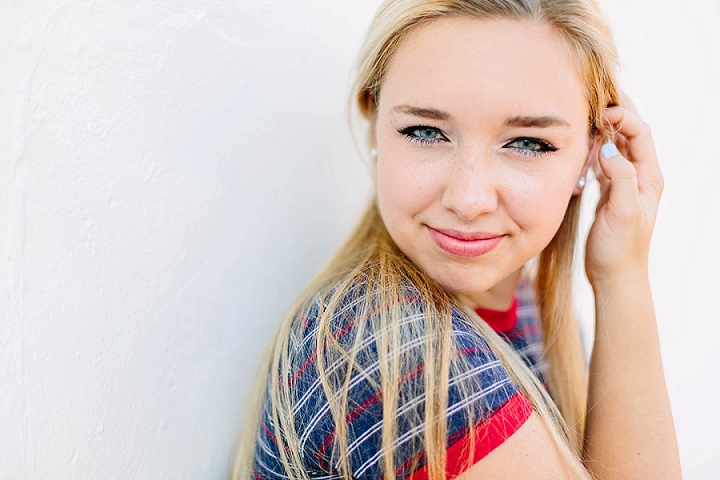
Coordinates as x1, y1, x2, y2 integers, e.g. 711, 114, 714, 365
233, 1, 619, 478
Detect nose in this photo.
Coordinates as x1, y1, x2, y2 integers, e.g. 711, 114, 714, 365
441, 148, 498, 221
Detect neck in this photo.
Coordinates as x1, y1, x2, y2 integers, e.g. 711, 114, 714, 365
457, 268, 522, 311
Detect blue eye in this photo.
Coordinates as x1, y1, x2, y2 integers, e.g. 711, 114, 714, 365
505, 137, 558, 157
398, 125, 448, 146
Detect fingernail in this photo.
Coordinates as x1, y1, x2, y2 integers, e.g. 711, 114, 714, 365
601, 142, 620, 159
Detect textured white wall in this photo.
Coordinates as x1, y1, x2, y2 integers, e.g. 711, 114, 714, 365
0, 1, 718, 479
0, 1, 379, 478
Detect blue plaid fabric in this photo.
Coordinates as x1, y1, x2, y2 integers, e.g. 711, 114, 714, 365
251, 279, 545, 479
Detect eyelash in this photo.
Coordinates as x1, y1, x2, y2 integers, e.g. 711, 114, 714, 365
397, 125, 448, 146
397, 126, 559, 157
504, 137, 559, 157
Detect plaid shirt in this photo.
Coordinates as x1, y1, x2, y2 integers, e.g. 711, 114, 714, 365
252, 280, 545, 479
486, 280, 548, 385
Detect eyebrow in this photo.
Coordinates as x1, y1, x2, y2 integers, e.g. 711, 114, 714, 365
392, 105, 571, 128
504, 115, 570, 128
391, 105, 451, 120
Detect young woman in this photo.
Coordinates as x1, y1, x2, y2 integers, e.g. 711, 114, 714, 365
234, 0, 681, 478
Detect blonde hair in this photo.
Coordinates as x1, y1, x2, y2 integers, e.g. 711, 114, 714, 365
233, 1, 619, 479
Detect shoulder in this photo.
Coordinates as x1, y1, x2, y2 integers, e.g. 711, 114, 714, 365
253, 275, 525, 479
287, 277, 505, 378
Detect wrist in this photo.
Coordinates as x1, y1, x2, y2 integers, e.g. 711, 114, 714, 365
589, 268, 650, 296
591, 271, 657, 331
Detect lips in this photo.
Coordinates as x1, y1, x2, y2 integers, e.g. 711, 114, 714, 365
427, 226, 504, 257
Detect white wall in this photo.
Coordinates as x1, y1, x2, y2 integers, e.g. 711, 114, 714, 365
1, 1, 718, 479
580, 2, 720, 477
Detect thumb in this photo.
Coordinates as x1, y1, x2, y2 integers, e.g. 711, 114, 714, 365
598, 143, 641, 218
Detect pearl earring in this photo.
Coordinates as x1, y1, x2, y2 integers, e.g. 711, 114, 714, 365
370, 148, 377, 158
576, 176, 586, 189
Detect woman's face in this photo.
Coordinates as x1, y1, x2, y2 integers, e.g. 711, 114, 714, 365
374, 17, 593, 309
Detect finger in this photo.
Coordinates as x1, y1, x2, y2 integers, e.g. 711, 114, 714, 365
603, 106, 651, 145
598, 143, 642, 219
615, 133, 630, 158
603, 107, 663, 198
594, 159, 609, 191
594, 168, 611, 215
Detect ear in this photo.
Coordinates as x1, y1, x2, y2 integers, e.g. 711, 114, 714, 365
364, 92, 379, 152
573, 132, 602, 196
361, 90, 376, 117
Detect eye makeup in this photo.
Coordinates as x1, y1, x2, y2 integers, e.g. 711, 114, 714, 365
503, 137, 559, 157
396, 125, 449, 146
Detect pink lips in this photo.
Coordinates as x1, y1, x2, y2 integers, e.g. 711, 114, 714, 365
427, 226, 503, 257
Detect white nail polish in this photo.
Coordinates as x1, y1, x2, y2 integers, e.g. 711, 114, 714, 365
601, 143, 620, 159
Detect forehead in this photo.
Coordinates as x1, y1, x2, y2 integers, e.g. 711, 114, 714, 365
379, 16, 588, 125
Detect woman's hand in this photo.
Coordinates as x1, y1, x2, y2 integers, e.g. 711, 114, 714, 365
582, 97, 680, 480
584, 96, 664, 287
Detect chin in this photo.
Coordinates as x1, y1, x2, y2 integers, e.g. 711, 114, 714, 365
432, 269, 504, 297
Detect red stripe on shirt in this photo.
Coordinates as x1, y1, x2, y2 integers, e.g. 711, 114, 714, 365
315, 343, 484, 465
408, 392, 533, 480
290, 295, 426, 388
316, 363, 428, 465
288, 314, 359, 388
260, 419, 277, 445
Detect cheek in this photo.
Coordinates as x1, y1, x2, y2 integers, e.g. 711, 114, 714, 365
376, 155, 439, 226
376, 158, 408, 235
506, 170, 576, 242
